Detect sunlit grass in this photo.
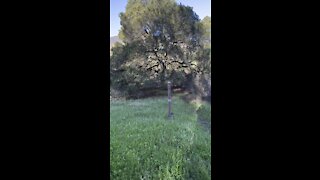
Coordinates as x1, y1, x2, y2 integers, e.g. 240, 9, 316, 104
110, 96, 211, 179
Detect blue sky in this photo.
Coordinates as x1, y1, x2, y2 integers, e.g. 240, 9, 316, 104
110, 0, 211, 37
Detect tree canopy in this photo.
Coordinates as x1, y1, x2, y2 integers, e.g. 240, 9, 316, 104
111, 0, 211, 97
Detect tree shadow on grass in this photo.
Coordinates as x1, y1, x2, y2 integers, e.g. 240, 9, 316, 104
128, 88, 186, 99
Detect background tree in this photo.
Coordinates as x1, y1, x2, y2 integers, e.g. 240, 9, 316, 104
201, 16, 211, 48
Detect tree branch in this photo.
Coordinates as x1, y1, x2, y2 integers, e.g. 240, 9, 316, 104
146, 63, 160, 71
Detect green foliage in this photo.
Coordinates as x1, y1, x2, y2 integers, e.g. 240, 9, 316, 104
198, 16, 211, 73
110, 97, 211, 179
114, 1, 203, 84
201, 16, 211, 49
111, 0, 211, 99
197, 103, 211, 122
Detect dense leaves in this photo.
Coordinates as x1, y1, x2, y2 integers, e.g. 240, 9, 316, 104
111, 0, 211, 98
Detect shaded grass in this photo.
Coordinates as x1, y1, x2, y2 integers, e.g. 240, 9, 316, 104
110, 97, 211, 179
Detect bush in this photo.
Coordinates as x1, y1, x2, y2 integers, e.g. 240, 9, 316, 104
187, 73, 211, 102
196, 103, 211, 122
110, 88, 128, 100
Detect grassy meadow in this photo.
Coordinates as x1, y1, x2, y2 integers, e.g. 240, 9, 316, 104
110, 96, 211, 179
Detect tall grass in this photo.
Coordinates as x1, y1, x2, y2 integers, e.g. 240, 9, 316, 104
110, 97, 211, 179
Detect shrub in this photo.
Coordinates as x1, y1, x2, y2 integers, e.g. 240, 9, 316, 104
196, 103, 211, 122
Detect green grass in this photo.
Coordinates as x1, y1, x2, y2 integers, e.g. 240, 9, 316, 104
110, 96, 211, 179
